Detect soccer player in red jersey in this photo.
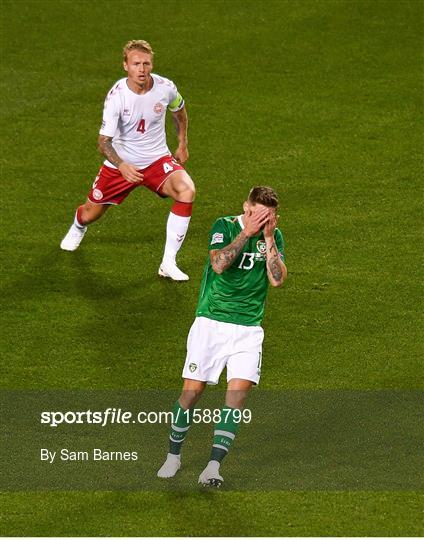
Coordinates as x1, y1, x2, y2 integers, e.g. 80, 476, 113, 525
60, 40, 194, 281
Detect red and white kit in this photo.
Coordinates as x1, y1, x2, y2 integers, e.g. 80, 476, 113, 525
90, 73, 185, 204
89, 155, 184, 204
60, 69, 192, 281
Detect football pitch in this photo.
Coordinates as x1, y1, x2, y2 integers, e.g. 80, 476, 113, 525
1, 0, 423, 536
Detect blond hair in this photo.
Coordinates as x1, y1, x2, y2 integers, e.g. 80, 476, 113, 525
123, 40, 154, 61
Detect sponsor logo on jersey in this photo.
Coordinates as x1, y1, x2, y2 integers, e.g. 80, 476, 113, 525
211, 232, 224, 245
189, 363, 197, 373
154, 102, 164, 114
92, 188, 103, 201
256, 240, 267, 254
123, 108, 131, 116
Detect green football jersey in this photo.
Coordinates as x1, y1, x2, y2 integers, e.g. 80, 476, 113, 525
196, 215, 286, 326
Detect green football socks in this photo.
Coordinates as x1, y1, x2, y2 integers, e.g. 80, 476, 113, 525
169, 401, 192, 455
210, 407, 241, 463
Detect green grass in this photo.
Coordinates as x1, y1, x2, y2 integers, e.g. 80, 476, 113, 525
1, 492, 423, 536
1, 0, 423, 536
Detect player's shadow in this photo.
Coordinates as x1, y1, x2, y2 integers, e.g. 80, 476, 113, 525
1, 248, 125, 307
72, 248, 191, 357
70, 250, 192, 383
2, 246, 191, 385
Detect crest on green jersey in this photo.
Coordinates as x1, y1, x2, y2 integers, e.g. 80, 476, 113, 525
189, 363, 197, 373
256, 240, 267, 254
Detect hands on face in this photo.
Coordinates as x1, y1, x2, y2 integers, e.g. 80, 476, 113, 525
263, 208, 278, 239
244, 206, 278, 238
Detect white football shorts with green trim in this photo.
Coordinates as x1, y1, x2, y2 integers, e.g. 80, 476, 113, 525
182, 316, 264, 385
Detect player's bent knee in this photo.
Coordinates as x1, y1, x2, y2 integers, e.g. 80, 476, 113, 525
226, 396, 245, 409
179, 391, 201, 409
179, 382, 205, 408
167, 172, 195, 202
178, 186, 195, 203
177, 179, 195, 202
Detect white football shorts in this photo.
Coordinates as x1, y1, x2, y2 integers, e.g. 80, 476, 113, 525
182, 316, 264, 385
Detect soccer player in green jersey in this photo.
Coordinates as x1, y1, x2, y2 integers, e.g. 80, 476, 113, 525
157, 186, 287, 486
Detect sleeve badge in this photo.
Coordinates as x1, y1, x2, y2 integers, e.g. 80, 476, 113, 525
211, 232, 224, 245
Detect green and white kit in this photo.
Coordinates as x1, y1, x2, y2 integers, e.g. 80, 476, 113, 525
182, 215, 285, 384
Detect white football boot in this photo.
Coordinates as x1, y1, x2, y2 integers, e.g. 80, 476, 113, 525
157, 453, 181, 478
158, 260, 189, 281
198, 460, 223, 487
60, 224, 87, 251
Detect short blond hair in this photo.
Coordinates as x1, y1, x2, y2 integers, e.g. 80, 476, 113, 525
123, 40, 154, 61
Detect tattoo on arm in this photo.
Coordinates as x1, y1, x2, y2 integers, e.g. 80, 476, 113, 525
266, 242, 283, 283
98, 136, 123, 168
172, 109, 188, 144
211, 232, 248, 273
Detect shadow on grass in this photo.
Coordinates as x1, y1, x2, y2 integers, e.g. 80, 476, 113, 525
1, 246, 191, 385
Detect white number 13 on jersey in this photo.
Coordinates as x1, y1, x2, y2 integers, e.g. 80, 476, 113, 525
238, 253, 255, 270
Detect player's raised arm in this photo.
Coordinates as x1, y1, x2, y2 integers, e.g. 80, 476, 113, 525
172, 107, 189, 164
263, 211, 287, 287
210, 232, 248, 274
210, 208, 269, 274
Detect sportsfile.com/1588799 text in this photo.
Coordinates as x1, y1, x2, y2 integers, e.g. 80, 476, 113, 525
40, 407, 252, 427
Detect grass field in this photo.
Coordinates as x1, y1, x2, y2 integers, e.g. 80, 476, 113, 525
1, 0, 423, 536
